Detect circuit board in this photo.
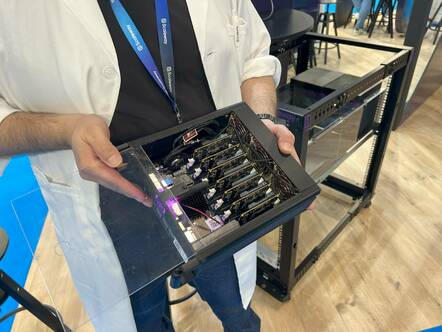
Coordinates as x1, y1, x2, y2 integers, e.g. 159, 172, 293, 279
146, 113, 299, 249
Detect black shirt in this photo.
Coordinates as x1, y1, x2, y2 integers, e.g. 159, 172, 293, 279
98, 0, 216, 146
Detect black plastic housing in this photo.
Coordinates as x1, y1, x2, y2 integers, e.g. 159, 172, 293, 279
100, 103, 320, 288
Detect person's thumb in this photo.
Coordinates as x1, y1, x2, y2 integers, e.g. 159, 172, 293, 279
89, 129, 122, 168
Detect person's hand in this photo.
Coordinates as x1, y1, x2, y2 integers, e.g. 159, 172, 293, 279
69, 114, 152, 207
262, 119, 315, 210
262, 119, 300, 163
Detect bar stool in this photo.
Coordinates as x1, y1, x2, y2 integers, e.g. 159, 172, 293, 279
317, 0, 341, 65
378, 0, 398, 28
344, 0, 377, 30
368, 0, 395, 38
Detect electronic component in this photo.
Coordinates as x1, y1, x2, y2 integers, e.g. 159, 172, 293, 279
193, 134, 231, 160
212, 162, 255, 191
102, 103, 319, 287
139, 111, 304, 248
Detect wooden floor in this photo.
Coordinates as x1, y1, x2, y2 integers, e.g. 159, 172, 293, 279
335, 18, 440, 100
11, 23, 442, 332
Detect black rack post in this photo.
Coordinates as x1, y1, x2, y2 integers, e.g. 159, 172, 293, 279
256, 109, 311, 301
365, 66, 408, 195
279, 114, 310, 300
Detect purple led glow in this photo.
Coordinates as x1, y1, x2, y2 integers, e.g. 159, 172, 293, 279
166, 198, 179, 217
166, 198, 177, 208
154, 195, 166, 215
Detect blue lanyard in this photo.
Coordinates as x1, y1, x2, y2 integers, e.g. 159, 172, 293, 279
109, 0, 181, 123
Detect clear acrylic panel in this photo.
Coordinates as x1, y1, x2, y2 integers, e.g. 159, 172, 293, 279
11, 146, 201, 331
11, 187, 93, 332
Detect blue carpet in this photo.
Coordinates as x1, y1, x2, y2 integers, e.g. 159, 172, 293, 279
0, 156, 48, 332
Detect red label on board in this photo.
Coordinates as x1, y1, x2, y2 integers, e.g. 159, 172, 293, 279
183, 128, 198, 143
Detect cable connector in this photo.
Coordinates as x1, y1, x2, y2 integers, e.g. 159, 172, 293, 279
207, 188, 217, 199
214, 199, 224, 210
187, 158, 196, 169
193, 168, 202, 179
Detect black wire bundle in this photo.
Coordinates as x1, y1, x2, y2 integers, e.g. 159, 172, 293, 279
163, 140, 199, 167
172, 120, 220, 149
163, 120, 222, 167
229, 115, 249, 144
271, 168, 298, 200
247, 140, 273, 170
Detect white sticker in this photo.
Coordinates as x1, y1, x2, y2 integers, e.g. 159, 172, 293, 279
184, 230, 197, 243
171, 202, 183, 217
205, 216, 223, 232
149, 173, 163, 191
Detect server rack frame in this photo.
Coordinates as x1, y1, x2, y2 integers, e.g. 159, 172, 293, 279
257, 32, 413, 301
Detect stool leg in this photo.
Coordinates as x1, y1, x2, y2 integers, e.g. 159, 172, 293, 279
389, 0, 393, 38
318, 13, 326, 54
324, 13, 330, 65
379, 1, 387, 27
367, 0, 376, 29
332, 13, 341, 60
311, 41, 318, 67
368, 0, 384, 38
309, 42, 317, 68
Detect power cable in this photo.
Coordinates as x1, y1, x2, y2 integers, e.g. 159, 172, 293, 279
168, 289, 198, 305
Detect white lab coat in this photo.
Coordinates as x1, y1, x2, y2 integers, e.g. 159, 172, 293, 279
0, 0, 280, 330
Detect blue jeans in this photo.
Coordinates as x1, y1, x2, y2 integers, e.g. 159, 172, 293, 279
130, 255, 261, 332
353, 0, 372, 30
